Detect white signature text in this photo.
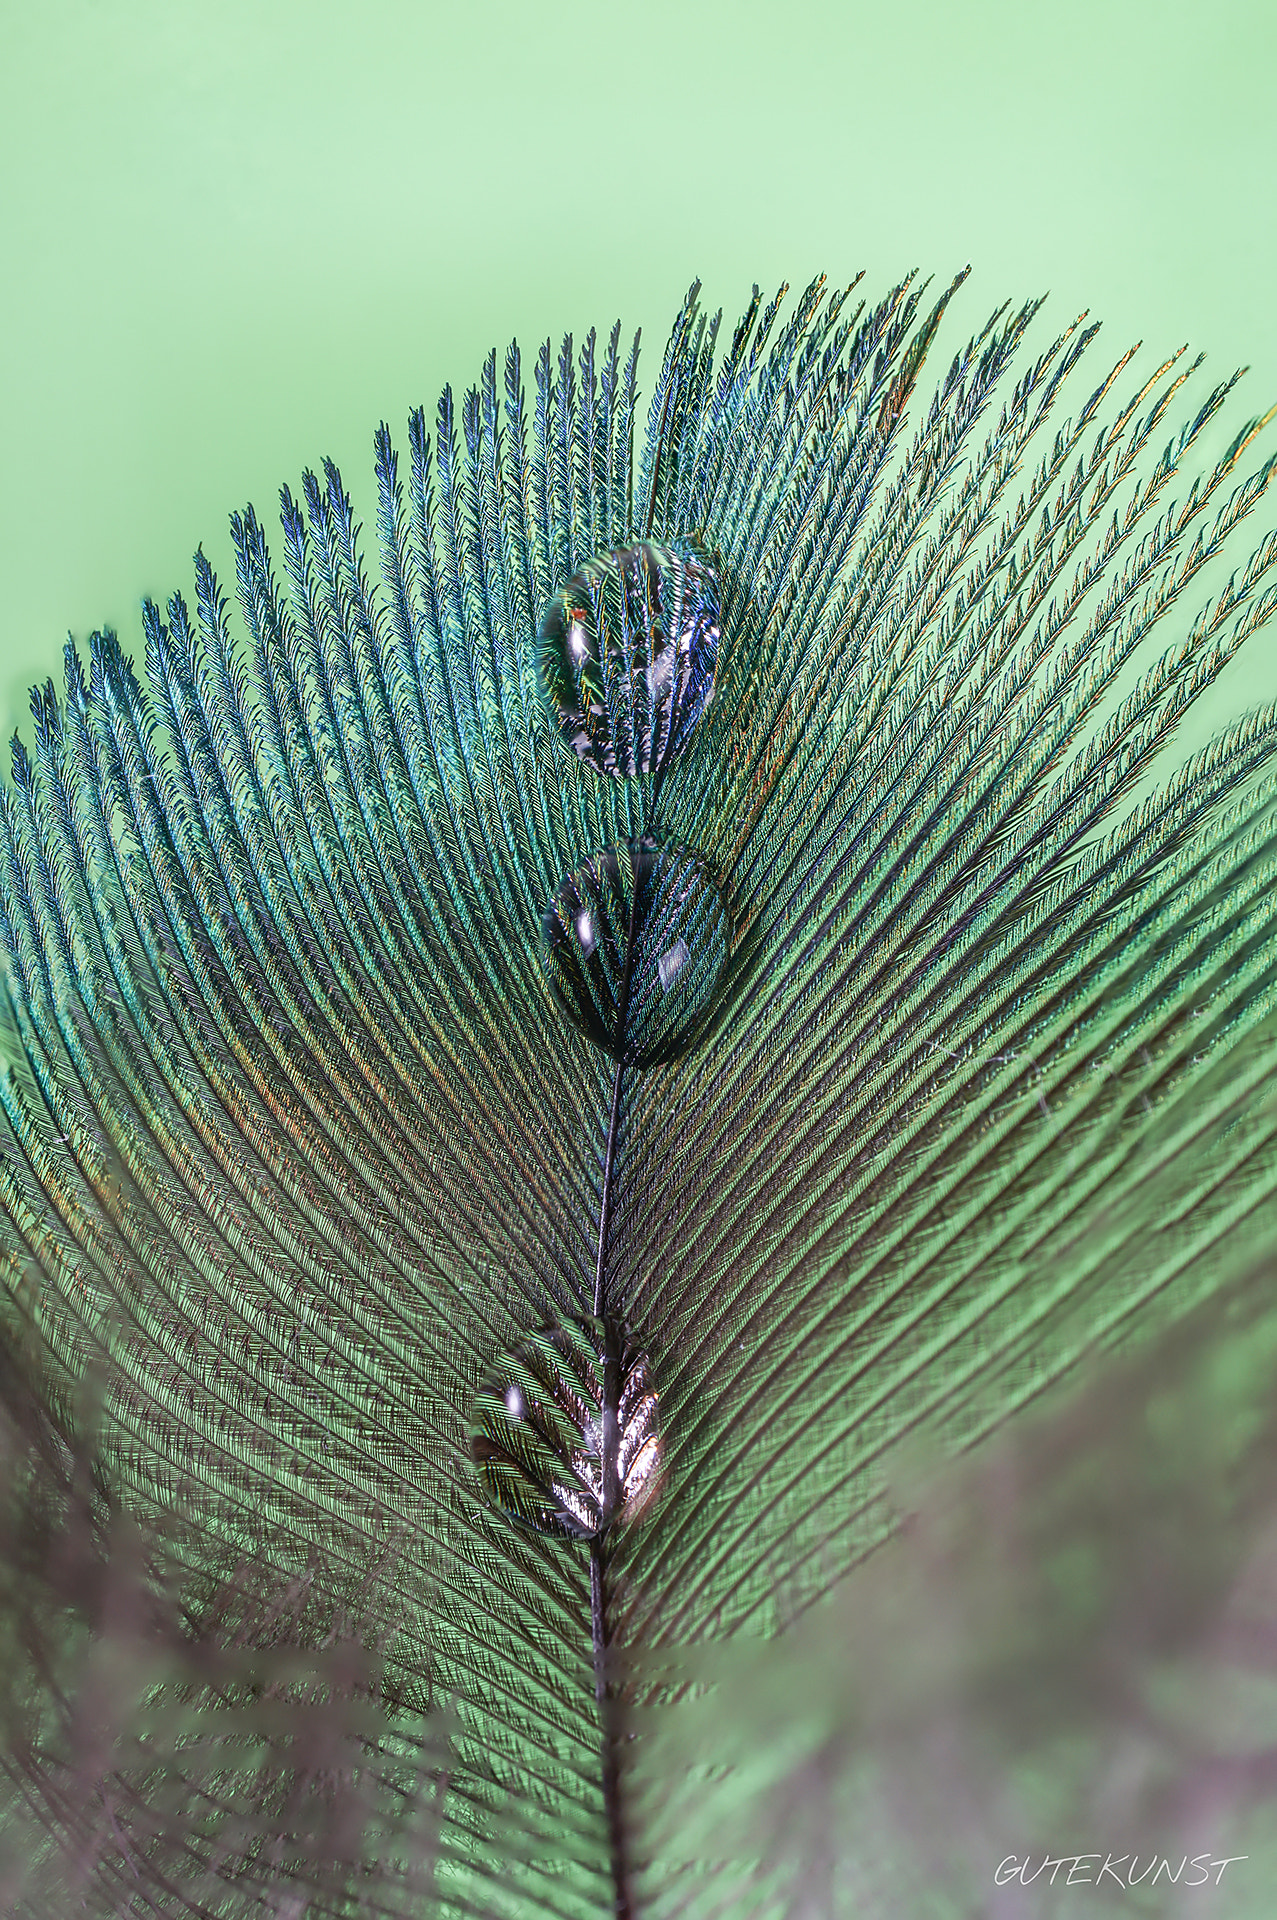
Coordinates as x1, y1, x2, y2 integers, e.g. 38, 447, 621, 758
994, 1854, 1247, 1890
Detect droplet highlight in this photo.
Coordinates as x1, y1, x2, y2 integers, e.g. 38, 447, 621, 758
658, 937, 689, 993
470, 1320, 663, 1540
537, 539, 720, 777
542, 836, 728, 1066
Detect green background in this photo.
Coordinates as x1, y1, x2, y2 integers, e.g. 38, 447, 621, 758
2, 0, 1274, 747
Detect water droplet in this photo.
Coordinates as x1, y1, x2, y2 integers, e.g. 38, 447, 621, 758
542, 837, 728, 1065
470, 1320, 663, 1540
537, 539, 720, 777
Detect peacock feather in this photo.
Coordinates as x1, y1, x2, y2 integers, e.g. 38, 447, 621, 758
2, 271, 1277, 1916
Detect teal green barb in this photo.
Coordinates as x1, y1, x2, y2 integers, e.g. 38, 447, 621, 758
2, 273, 1277, 1916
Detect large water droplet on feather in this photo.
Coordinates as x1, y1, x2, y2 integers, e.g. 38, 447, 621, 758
470, 1320, 662, 1539
542, 836, 728, 1065
537, 539, 719, 776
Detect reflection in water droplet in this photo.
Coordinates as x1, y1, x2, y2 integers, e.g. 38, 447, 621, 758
576, 909, 597, 957
470, 1320, 662, 1540
542, 837, 728, 1066
537, 539, 720, 777
658, 937, 690, 993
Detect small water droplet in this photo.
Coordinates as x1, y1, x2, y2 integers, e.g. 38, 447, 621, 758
470, 1320, 663, 1539
542, 837, 728, 1065
537, 539, 720, 777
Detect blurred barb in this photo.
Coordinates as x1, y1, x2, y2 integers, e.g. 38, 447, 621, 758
0, 1354, 453, 1919
630, 1248, 1277, 1919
